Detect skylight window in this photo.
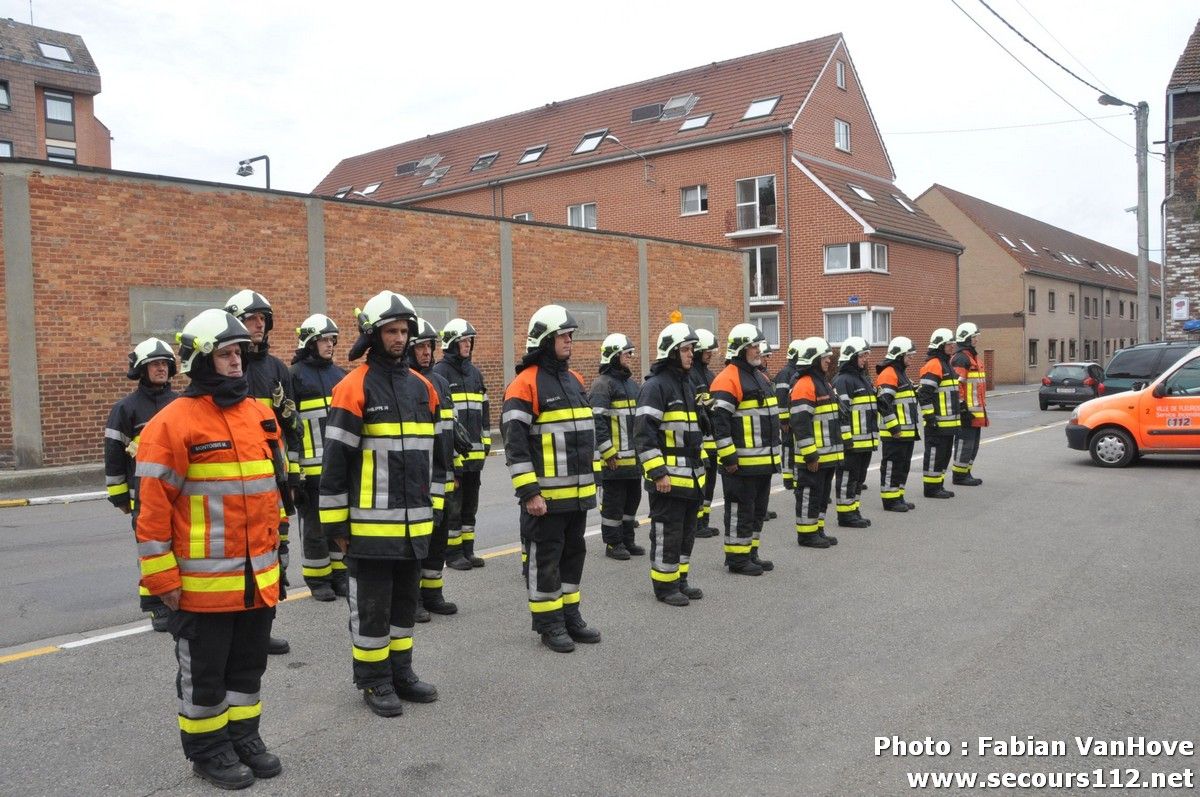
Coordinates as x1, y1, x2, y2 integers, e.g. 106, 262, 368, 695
742, 95, 781, 120
519, 145, 547, 164
848, 184, 874, 201
360, 182, 381, 195
422, 166, 449, 187
416, 154, 443, 172
471, 152, 499, 171
395, 160, 419, 176
1043, 249, 1061, 261
37, 42, 72, 61
893, 194, 916, 213
631, 103, 664, 123
661, 93, 699, 120
573, 129, 608, 155
679, 114, 712, 132
333, 186, 352, 198
1019, 239, 1037, 254
999, 234, 1016, 248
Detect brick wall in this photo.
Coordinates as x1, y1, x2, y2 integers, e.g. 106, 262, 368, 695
1165, 90, 1200, 340
0, 164, 744, 467
0, 193, 9, 468
0, 60, 108, 165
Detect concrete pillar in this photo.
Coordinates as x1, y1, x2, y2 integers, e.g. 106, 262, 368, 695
305, 198, 326, 313
2, 172, 42, 467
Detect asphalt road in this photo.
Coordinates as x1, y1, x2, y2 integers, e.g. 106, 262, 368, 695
4, 389, 1199, 796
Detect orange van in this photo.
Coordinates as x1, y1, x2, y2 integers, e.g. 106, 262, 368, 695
1066, 344, 1200, 467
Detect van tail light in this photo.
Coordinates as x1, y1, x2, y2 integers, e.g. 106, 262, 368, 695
1041, 376, 1052, 386
1097, 382, 1107, 394
1084, 377, 1096, 387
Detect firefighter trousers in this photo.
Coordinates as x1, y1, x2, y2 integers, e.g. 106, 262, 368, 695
600, 476, 641, 546
521, 509, 587, 633
794, 466, 834, 538
695, 450, 718, 527
171, 606, 274, 762
300, 477, 343, 588
923, 431, 955, 492
879, 439, 914, 506
447, 470, 482, 557
721, 472, 771, 564
420, 512, 450, 601
835, 450, 873, 517
952, 425, 981, 474
347, 556, 420, 689
648, 491, 699, 595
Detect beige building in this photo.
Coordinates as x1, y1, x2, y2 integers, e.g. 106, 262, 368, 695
917, 185, 1161, 384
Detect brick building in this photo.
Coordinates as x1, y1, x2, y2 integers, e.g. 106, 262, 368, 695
1164, 18, 1200, 337
315, 35, 962, 353
0, 18, 110, 167
917, 185, 1161, 384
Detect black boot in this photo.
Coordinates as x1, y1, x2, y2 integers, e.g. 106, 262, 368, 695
605, 542, 631, 560
882, 498, 909, 513
267, 636, 289, 655
331, 572, 349, 597
750, 550, 774, 571
904, 501, 916, 510
414, 604, 431, 623
233, 737, 281, 779
463, 538, 485, 568
564, 605, 602, 643
540, 623, 575, 653
678, 578, 703, 599
797, 532, 830, 549
445, 547, 472, 571
837, 512, 870, 528
852, 510, 872, 527
393, 658, 439, 703
624, 539, 646, 556
726, 558, 764, 575
656, 588, 690, 606
421, 588, 458, 615
694, 524, 719, 538
362, 683, 404, 717
924, 486, 955, 498
765, 509, 778, 520
952, 472, 983, 486
309, 581, 337, 602
192, 749, 255, 790
819, 529, 839, 546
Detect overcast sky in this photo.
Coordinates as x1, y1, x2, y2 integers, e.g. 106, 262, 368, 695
7, 0, 1195, 257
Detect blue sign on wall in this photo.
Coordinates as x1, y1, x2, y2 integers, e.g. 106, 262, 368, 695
848, 295, 860, 305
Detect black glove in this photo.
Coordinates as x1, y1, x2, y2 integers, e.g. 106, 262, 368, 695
453, 419, 474, 456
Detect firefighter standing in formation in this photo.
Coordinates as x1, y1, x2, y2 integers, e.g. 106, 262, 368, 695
105, 337, 179, 631
688, 328, 721, 539
434, 318, 492, 570
772, 340, 804, 497
917, 328, 962, 499
135, 309, 286, 789
502, 305, 602, 653
950, 322, 987, 487
788, 337, 842, 549
224, 290, 298, 656
633, 323, 706, 605
289, 314, 347, 602
709, 324, 781, 575
874, 336, 920, 512
589, 333, 644, 561
410, 317, 461, 621
319, 291, 446, 717
831, 337, 878, 529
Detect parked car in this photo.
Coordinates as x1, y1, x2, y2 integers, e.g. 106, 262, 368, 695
1038, 362, 1103, 410
1099, 341, 1196, 395
1066, 344, 1200, 466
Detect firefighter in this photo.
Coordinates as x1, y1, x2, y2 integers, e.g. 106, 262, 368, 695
688, 328, 720, 539
950, 322, 987, 486
224, 290, 297, 656
789, 337, 842, 548
709, 323, 782, 575
831, 337, 878, 529
589, 332, 643, 560
875, 336, 920, 512
104, 337, 179, 631
758, 337, 781, 523
135, 309, 286, 789
917, 328, 962, 498
410, 317, 460, 620
773, 340, 806, 496
634, 323, 705, 605
319, 291, 447, 717
502, 304, 602, 653
288, 314, 347, 602
434, 317, 491, 570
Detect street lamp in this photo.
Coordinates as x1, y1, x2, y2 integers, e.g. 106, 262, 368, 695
603, 135, 653, 184
236, 154, 271, 190
1098, 94, 1149, 343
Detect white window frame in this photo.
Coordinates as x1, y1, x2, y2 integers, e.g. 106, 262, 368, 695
512, 212, 532, 221
999, 234, 1016, 248
822, 306, 867, 343
869, 306, 893, 346
893, 194, 916, 213
360, 182, 381, 196
836, 60, 846, 89
834, 118, 851, 152
1029, 339, 1039, 367
751, 312, 780, 348
745, 245, 779, 302
519, 145, 547, 164
848, 184, 874, 201
567, 202, 597, 229
573, 129, 608, 155
1068, 293, 1076, 314
1048, 290, 1056, 312
679, 114, 712, 132
1019, 239, 1037, 254
824, 242, 887, 274
471, 151, 499, 171
734, 174, 776, 231
0, 140, 11, 158
680, 184, 708, 215
37, 42, 72, 61
742, 96, 780, 120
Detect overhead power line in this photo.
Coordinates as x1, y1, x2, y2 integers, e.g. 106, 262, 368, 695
1012, 0, 1112, 94
976, 0, 1107, 96
887, 113, 1127, 136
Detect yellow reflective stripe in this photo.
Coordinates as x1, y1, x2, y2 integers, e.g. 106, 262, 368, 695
739, 455, 777, 466
664, 430, 676, 466
593, 459, 602, 473
186, 460, 274, 479
254, 564, 280, 591
538, 407, 592, 422
724, 542, 753, 554
742, 415, 753, 446
642, 456, 666, 474
350, 521, 434, 537
542, 484, 597, 500
189, 495, 207, 558
542, 434, 556, 477
320, 507, 348, 523
668, 475, 696, 488
610, 399, 636, 408
451, 392, 486, 402
463, 450, 487, 460
561, 591, 581, 605
179, 711, 228, 735
530, 598, 564, 613
432, 495, 445, 511
228, 702, 261, 722
359, 450, 374, 508
362, 421, 435, 436
717, 444, 736, 459
389, 637, 414, 652
650, 569, 679, 582
107, 483, 128, 497
512, 471, 538, 489
299, 397, 328, 410
302, 422, 315, 460
302, 464, 322, 476
181, 574, 244, 593
662, 410, 697, 421
140, 551, 178, 577
353, 646, 390, 662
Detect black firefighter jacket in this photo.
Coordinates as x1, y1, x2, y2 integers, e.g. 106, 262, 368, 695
588, 363, 640, 481
432, 351, 491, 472
633, 360, 705, 500
104, 382, 178, 510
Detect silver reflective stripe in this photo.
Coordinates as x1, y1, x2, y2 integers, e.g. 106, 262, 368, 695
502, 408, 533, 426
389, 625, 413, 638
509, 461, 534, 475
374, 450, 389, 509
179, 699, 228, 719
182, 476, 276, 497
208, 498, 225, 559
364, 436, 434, 453
554, 432, 568, 477
106, 475, 126, 485
320, 492, 348, 508
349, 506, 435, 522
635, 405, 663, 419
561, 582, 579, 595
531, 419, 596, 435
420, 568, 441, 580
135, 461, 184, 490
712, 398, 735, 413
225, 690, 260, 707
325, 425, 361, 447
105, 427, 131, 443
177, 552, 277, 573
137, 539, 172, 556
353, 632, 389, 648
600, 517, 620, 527
638, 449, 663, 463
302, 556, 330, 568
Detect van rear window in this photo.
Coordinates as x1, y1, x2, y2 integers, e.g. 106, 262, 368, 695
1105, 349, 1161, 379
1048, 365, 1087, 380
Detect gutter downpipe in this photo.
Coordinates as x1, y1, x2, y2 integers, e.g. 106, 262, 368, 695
782, 127, 793, 344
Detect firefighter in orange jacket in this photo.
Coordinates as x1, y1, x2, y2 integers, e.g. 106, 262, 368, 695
789, 337, 843, 548
950, 322, 987, 486
917, 328, 962, 498
875, 336, 920, 512
135, 309, 287, 790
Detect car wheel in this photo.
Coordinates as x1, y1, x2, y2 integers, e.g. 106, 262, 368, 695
1039, 397, 1049, 411
1088, 427, 1137, 468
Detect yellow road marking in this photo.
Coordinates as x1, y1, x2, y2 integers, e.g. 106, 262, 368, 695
0, 646, 59, 664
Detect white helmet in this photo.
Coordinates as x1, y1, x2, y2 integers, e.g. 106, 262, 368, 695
356, 291, 418, 337
224, 290, 273, 333
177, 309, 252, 374
655, 323, 698, 361
838, 336, 870, 364
929, 327, 955, 349
600, 333, 635, 365
793, 336, 833, 367
785, 339, 806, 364
297, 314, 339, 348
526, 304, 578, 350
725, 322, 761, 360
693, 328, 718, 353
955, 321, 980, 343
413, 317, 439, 345
886, 336, 916, 360
440, 318, 477, 349
127, 337, 177, 379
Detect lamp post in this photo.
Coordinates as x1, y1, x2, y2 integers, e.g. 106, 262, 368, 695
1098, 94, 1149, 343
236, 154, 271, 190
602, 135, 653, 184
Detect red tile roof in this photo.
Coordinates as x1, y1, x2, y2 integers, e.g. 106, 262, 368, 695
313, 35, 843, 203
796, 157, 961, 251
922, 184, 1161, 293
0, 17, 100, 80
1169, 18, 1200, 90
